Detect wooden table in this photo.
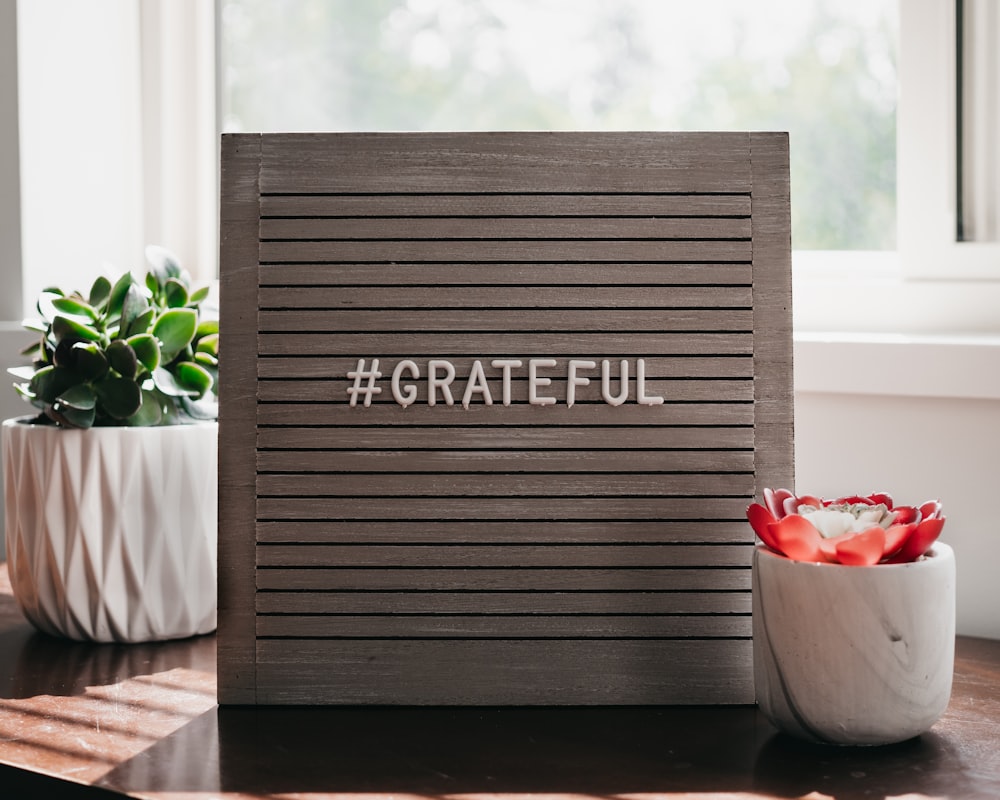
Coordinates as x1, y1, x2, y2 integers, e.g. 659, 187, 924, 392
2, 563, 998, 800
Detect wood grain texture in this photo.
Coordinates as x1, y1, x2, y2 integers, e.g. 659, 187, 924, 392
217, 131, 791, 706
218, 133, 261, 704
749, 133, 794, 495
259, 262, 753, 286
260, 192, 751, 218
255, 520, 752, 545
258, 132, 754, 194
253, 638, 754, 705
255, 590, 753, 615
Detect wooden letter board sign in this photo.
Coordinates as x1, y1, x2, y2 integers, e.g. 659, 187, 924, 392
218, 132, 792, 705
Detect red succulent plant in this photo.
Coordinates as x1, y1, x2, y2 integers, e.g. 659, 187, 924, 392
747, 488, 945, 566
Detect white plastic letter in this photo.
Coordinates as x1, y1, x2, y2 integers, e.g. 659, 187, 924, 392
427, 359, 456, 406
462, 359, 494, 409
566, 359, 596, 408
601, 359, 629, 406
491, 359, 523, 406
391, 359, 420, 408
636, 358, 664, 406
528, 359, 558, 406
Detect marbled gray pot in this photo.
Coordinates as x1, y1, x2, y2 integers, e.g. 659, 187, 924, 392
753, 542, 955, 745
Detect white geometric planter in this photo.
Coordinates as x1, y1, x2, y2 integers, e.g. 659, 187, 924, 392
753, 542, 956, 745
2, 417, 217, 643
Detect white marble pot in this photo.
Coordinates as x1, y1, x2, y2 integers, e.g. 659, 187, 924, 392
753, 542, 955, 745
3, 417, 218, 643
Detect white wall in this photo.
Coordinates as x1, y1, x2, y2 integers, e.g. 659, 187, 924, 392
796, 390, 1000, 639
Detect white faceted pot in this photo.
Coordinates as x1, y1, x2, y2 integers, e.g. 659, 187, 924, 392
753, 542, 955, 746
3, 417, 218, 643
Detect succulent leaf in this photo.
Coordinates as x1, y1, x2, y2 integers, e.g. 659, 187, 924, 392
196, 332, 219, 355
55, 383, 97, 411
126, 307, 156, 338
51, 315, 102, 344
196, 319, 219, 338
152, 365, 200, 397
52, 296, 98, 321
93, 377, 143, 419
88, 276, 112, 309
189, 286, 210, 305
46, 402, 96, 429
181, 393, 219, 420
164, 278, 189, 308
107, 340, 139, 379
120, 285, 149, 339
107, 272, 134, 320
30, 365, 80, 404
68, 342, 110, 381
173, 361, 214, 395
125, 389, 164, 426
152, 308, 197, 361
127, 333, 161, 372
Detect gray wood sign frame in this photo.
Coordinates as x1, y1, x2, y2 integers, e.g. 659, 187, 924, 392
218, 132, 792, 705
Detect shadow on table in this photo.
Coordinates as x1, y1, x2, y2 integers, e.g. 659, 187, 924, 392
97, 703, 972, 799
0, 622, 215, 700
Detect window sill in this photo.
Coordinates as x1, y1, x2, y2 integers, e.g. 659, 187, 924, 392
794, 331, 1000, 400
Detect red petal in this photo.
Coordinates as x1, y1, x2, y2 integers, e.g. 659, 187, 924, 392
882, 522, 916, 557
747, 503, 780, 551
818, 532, 855, 562
835, 527, 886, 566
919, 500, 942, 520
887, 517, 945, 563
764, 488, 793, 519
834, 495, 872, 506
868, 492, 894, 509
768, 515, 822, 562
892, 506, 918, 525
794, 494, 824, 512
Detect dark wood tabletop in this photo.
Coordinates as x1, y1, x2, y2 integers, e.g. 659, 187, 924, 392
1, 562, 998, 800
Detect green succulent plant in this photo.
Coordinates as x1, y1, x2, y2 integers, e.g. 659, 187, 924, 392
10, 246, 219, 429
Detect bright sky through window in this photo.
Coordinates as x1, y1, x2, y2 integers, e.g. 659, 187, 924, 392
220, 0, 897, 250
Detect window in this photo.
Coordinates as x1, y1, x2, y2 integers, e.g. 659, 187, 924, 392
219, 0, 898, 252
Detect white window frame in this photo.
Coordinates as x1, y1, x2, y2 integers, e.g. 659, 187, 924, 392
795, 0, 1000, 340
899, 0, 1000, 279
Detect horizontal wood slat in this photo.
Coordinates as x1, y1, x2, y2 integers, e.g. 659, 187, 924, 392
255, 473, 754, 498
259, 333, 752, 356
256, 427, 752, 450
259, 285, 752, 309
256, 403, 755, 427
256, 449, 754, 474
256, 615, 752, 639
258, 262, 753, 286
256, 544, 753, 568
255, 568, 751, 592
258, 132, 754, 194
258, 356, 754, 380
256, 591, 752, 615
253, 638, 754, 704
258, 309, 754, 333
260, 193, 752, 218
260, 239, 752, 263
255, 520, 752, 544
258, 378, 753, 404
260, 216, 751, 241
256, 496, 752, 521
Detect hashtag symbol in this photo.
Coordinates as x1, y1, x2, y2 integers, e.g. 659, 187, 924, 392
346, 358, 383, 407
